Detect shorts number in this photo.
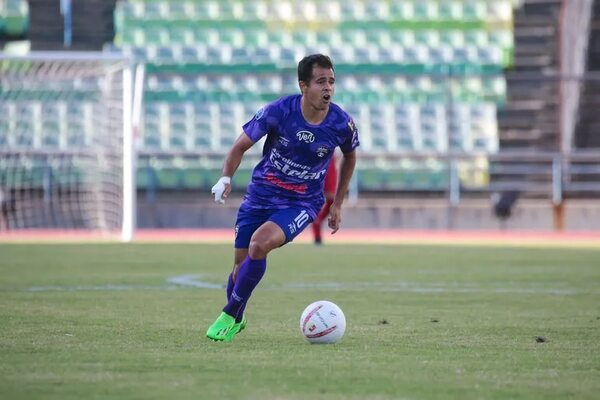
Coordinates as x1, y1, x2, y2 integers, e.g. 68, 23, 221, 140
294, 210, 310, 229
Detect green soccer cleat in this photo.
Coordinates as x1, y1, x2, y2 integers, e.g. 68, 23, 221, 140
224, 315, 247, 340
206, 312, 236, 342
222, 314, 247, 342
237, 315, 247, 333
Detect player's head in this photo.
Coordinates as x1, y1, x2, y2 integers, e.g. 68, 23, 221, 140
298, 54, 335, 110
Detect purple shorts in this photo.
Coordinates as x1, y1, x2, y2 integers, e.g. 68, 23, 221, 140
234, 203, 314, 248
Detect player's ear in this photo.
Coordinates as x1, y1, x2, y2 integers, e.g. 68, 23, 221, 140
299, 80, 307, 94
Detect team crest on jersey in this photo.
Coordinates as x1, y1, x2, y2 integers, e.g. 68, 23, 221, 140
316, 146, 330, 158
296, 130, 315, 143
254, 107, 265, 120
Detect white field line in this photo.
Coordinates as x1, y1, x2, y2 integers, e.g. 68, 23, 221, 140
23, 274, 599, 296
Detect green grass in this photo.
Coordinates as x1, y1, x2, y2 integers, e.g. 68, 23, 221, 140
1, 243, 599, 400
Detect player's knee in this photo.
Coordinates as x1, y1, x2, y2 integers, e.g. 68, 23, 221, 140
248, 238, 273, 259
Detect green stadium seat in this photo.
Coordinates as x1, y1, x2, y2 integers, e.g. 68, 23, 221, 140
15, 120, 34, 147
3, 0, 28, 35
428, 44, 453, 64
389, 2, 414, 20
395, 123, 417, 151
463, 2, 486, 21
167, 2, 193, 19
155, 46, 175, 62
143, 121, 162, 149
169, 26, 195, 46
243, 28, 269, 47
414, 2, 438, 21
439, 2, 463, 20
242, 1, 267, 21
145, 27, 170, 45
143, 2, 167, 19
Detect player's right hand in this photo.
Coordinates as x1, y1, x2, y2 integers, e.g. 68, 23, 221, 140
211, 176, 231, 204
328, 203, 342, 234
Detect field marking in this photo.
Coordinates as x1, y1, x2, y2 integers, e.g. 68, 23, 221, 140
27, 284, 179, 292
23, 274, 598, 296
167, 274, 223, 289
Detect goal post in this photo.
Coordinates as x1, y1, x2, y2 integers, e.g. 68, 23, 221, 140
0, 52, 142, 241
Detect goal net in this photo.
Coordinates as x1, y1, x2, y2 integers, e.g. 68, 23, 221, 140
0, 52, 138, 240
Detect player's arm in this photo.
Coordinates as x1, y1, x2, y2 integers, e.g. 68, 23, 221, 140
328, 149, 357, 234
211, 133, 255, 203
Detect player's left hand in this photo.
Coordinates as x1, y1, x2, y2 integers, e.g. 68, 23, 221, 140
328, 203, 342, 234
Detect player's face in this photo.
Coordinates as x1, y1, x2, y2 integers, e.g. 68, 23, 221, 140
301, 66, 335, 110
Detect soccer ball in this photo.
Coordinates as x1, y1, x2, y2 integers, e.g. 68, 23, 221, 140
299, 300, 346, 344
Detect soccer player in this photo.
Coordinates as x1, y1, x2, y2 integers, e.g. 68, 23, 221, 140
311, 155, 338, 245
206, 54, 360, 342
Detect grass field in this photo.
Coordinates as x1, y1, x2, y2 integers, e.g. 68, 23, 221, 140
1, 242, 599, 399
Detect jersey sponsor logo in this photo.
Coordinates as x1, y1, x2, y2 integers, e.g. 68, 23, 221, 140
265, 173, 308, 194
268, 149, 327, 181
278, 137, 290, 147
296, 130, 315, 143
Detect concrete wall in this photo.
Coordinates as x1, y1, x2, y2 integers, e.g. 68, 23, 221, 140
137, 193, 600, 231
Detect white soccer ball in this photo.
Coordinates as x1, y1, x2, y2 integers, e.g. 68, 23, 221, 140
299, 300, 346, 344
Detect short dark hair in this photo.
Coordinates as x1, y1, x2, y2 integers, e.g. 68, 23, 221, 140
297, 54, 334, 84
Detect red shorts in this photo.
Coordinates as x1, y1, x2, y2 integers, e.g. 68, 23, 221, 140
323, 159, 338, 195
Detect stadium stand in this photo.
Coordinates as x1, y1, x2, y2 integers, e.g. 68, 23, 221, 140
16, 0, 596, 196
104, 0, 517, 191
2, 0, 600, 233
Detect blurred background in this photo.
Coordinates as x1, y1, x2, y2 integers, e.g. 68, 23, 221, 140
0, 0, 599, 237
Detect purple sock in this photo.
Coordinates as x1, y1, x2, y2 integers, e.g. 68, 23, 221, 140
226, 272, 246, 323
236, 303, 247, 324
223, 256, 266, 319
226, 273, 234, 300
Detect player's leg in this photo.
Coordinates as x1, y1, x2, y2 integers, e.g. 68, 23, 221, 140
209, 248, 249, 342
208, 223, 283, 342
230, 248, 249, 330
208, 207, 313, 341
227, 248, 248, 304
207, 207, 264, 342
222, 221, 284, 317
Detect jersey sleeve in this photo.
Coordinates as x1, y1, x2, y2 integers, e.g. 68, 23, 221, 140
242, 101, 281, 142
339, 117, 360, 154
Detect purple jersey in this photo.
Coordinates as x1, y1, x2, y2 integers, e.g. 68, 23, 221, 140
241, 94, 360, 218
